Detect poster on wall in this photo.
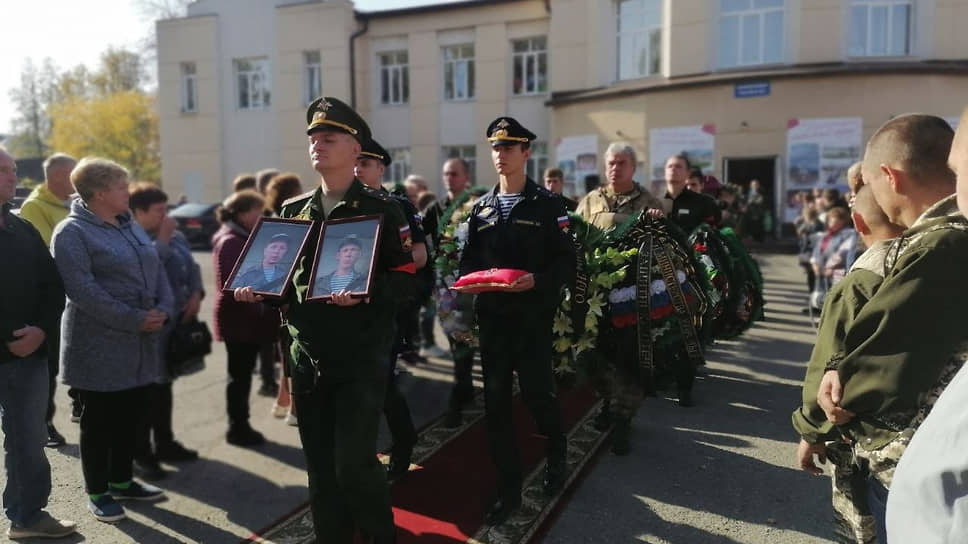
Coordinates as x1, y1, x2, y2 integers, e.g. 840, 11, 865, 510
648, 124, 716, 181
555, 135, 598, 197
784, 117, 862, 223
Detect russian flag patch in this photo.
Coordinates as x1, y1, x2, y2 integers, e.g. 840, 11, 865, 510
399, 225, 413, 251
557, 215, 570, 231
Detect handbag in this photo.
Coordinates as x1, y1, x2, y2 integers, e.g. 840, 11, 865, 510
168, 317, 212, 376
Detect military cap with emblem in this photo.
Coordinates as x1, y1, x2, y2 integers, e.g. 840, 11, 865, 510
306, 96, 371, 145
359, 138, 392, 167
486, 116, 537, 147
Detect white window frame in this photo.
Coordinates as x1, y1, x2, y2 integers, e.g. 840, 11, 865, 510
717, 0, 785, 69
234, 57, 271, 110
511, 37, 548, 96
383, 148, 411, 183
847, 0, 914, 58
616, 0, 663, 80
180, 62, 197, 113
303, 51, 322, 105
379, 51, 409, 106
442, 145, 477, 184
442, 44, 475, 101
526, 142, 549, 182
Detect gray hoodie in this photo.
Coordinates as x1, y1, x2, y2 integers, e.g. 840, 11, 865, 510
52, 199, 174, 391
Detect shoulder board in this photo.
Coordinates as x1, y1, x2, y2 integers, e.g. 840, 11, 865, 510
360, 184, 394, 202
282, 190, 315, 209
534, 186, 556, 198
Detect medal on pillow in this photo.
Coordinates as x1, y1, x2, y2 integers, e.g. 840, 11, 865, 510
451, 268, 530, 293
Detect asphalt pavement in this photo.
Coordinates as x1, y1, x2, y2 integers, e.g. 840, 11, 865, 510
0, 251, 834, 543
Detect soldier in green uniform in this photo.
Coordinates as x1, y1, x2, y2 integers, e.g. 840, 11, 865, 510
576, 142, 665, 452
815, 114, 968, 537
792, 185, 903, 544
459, 117, 575, 525
235, 97, 414, 544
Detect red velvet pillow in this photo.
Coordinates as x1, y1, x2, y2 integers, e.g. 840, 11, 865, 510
451, 268, 530, 293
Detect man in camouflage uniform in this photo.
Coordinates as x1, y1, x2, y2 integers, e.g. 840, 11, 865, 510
576, 142, 665, 454
236, 97, 414, 544
815, 114, 968, 538
793, 184, 903, 544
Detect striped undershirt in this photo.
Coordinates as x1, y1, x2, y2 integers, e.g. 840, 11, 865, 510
329, 273, 356, 293
496, 192, 522, 219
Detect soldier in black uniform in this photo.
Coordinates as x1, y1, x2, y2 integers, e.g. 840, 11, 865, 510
459, 117, 576, 525
663, 154, 722, 233
235, 97, 414, 544
355, 137, 426, 480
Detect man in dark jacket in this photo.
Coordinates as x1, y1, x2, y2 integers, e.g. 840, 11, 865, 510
0, 146, 76, 539
459, 117, 576, 525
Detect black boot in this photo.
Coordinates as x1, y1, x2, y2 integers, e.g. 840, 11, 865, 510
610, 418, 631, 455
592, 400, 612, 431
543, 437, 567, 496
484, 493, 521, 526
226, 424, 265, 447
677, 388, 694, 408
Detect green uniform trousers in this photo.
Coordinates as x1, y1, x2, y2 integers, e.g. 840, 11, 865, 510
293, 374, 393, 542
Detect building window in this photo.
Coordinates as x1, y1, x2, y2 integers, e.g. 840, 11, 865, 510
303, 51, 322, 105
617, 0, 663, 80
234, 57, 271, 110
442, 145, 477, 184
848, 0, 913, 57
180, 62, 197, 113
512, 37, 548, 96
379, 51, 409, 105
526, 142, 548, 182
442, 44, 475, 101
383, 148, 411, 183
718, 0, 785, 69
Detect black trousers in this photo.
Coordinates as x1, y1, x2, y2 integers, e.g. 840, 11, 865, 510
45, 320, 61, 423
258, 342, 276, 385
419, 299, 436, 347
78, 386, 147, 494
294, 375, 394, 542
384, 354, 416, 454
478, 310, 564, 496
134, 382, 175, 459
226, 341, 260, 428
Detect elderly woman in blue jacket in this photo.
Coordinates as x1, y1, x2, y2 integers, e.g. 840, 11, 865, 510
51, 158, 173, 524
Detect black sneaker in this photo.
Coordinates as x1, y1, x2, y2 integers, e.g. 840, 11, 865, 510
155, 441, 199, 463
108, 481, 165, 501
46, 423, 66, 448
132, 457, 168, 481
226, 426, 265, 447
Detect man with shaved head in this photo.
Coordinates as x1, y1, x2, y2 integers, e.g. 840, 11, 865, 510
793, 183, 903, 542
814, 113, 968, 537
886, 108, 968, 543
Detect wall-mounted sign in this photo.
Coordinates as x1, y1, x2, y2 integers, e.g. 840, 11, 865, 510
734, 81, 770, 99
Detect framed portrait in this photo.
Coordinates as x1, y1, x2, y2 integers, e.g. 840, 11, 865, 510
222, 217, 314, 299
306, 215, 383, 301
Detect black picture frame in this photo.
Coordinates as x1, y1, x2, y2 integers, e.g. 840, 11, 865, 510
306, 214, 383, 301
222, 217, 314, 299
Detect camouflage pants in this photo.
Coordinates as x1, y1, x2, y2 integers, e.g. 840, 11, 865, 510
826, 442, 877, 544
593, 325, 642, 421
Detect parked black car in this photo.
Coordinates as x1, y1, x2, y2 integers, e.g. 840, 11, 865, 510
169, 202, 219, 249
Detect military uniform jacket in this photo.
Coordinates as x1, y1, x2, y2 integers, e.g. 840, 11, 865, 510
833, 196, 968, 450
576, 183, 664, 231
791, 239, 891, 444
459, 179, 576, 316
280, 180, 416, 381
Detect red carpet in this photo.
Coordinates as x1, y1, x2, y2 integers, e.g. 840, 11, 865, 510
251, 385, 605, 544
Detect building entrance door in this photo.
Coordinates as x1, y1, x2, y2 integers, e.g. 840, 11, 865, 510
723, 156, 779, 239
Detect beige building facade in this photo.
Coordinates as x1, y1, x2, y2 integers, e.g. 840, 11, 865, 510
158, 0, 968, 225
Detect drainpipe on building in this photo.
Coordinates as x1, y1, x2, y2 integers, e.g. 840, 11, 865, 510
349, 17, 369, 109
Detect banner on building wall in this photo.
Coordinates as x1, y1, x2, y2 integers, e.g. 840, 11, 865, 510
555, 135, 599, 197
648, 124, 716, 187
784, 117, 863, 223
